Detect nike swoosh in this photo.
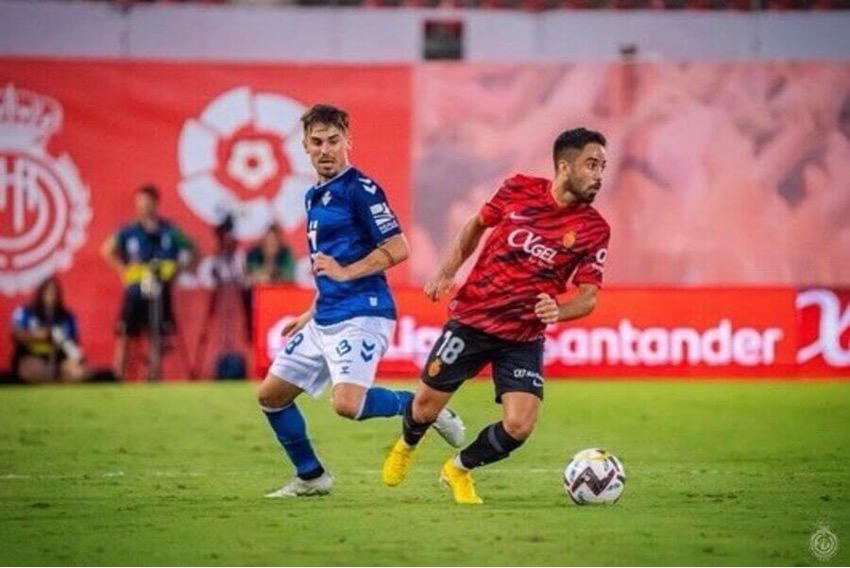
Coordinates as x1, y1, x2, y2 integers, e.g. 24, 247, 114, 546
508, 212, 532, 221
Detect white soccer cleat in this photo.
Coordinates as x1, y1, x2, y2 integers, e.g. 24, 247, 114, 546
433, 407, 466, 448
265, 472, 334, 498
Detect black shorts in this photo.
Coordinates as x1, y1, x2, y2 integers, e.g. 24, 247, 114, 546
421, 319, 545, 403
116, 287, 175, 337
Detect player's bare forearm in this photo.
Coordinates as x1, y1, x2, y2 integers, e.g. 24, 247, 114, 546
556, 284, 599, 322
438, 215, 487, 278
314, 234, 408, 282
424, 215, 486, 302
282, 296, 316, 337
12, 327, 50, 344
100, 237, 126, 274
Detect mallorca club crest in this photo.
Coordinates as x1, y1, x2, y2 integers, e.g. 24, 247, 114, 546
177, 87, 314, 240
0, 84, 92, 296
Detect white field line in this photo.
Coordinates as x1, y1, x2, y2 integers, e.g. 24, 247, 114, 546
0, 468, 560, 481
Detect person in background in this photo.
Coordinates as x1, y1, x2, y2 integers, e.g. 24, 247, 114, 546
101, 184, 195, 380
244, 223, 296, 340
10, 277, 89, 384
246, 224, 296, 286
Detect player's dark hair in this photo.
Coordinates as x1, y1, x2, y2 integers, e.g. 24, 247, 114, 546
29, 276, 69, 321
553, 128, 607, 168
301, 104, 349, 134
137, 184, 160, 203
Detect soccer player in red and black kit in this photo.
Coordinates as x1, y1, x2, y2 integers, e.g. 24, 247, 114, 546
382, 128, 610, 504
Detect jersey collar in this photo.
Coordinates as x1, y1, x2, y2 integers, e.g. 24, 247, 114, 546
312, 164, 353, 191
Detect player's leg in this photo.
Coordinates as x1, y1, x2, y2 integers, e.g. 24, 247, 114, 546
15, 355, 54, 384
59, 357, 88, 382
322, 317, 413, 421
455, 391, 539, 469
114, 290, 142, 380
383, 320, 488, 487
443, 338, 544, 504
260, 322, 333, 497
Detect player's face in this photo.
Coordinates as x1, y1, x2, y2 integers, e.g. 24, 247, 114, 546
135, 193, 157, 220
42, 281, 58, 309
565, 143, 607, 204
303, 123, 350, 182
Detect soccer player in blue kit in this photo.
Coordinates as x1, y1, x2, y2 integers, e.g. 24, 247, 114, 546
257, 104, 465, 498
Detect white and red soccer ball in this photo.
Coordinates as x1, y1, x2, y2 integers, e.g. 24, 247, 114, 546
563, 448, 626, 505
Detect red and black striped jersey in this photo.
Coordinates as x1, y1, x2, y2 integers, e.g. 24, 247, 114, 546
448, 174, 610, 342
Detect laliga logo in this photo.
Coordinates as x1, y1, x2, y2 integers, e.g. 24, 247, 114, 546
177, 87, 314, 240
0, 84, 91, 296
508, 229, 558, 263
797, 289, 850, 367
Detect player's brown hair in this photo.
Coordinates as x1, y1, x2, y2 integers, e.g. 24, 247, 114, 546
301, 104, 350, 135
553, 128, 607, 169
136, 184, 160, 203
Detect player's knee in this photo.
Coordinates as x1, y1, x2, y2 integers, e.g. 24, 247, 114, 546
411, 395, 441, 423
332, 396, 360, 420
502, 415, 536, 441
257, 379, 289, 409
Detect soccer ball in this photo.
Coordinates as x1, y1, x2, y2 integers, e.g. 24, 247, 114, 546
563, 448, 626, 505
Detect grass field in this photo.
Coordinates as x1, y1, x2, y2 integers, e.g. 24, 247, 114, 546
1, 380, 848, 566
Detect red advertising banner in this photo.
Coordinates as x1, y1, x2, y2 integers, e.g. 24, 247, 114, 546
254, 286, 849, 379
0, 58, 412, 373
797, 288, 850, 377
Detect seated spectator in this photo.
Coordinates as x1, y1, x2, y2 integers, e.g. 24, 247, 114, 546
10, 277, 90, 384
245, 224, 296, 285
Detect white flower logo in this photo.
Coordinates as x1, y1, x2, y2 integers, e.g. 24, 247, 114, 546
177, 87, 313, 240
227, 139, 278, 191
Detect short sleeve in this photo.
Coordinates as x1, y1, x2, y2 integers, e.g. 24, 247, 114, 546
479, 181, 513, 227
350, 176, 402, 245
11, 306, 27, 330
572, 228, 610, 287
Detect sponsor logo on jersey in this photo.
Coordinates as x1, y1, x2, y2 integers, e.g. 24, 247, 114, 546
507, 211, 532, 222
0, 84, 92, 296
591, 248, 608, 272
507, 228, 558, 263
369, 202, 399, 234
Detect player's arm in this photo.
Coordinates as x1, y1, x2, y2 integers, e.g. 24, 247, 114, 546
100, 235, 126, 275
281, 295, 317, 338
424, 214, 488, 302
10, 309, 50, 344
313, 233, 409, 282
534, 284, 599, 324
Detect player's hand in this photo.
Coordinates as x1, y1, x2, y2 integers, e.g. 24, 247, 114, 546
424, 271, 454, 302
313, 252, 350, 282
281, 312, 310, 338
534, 293, 560, 325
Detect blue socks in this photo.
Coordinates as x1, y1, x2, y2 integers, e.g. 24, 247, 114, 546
263, 403, 324, 480
356, 388, 413, 421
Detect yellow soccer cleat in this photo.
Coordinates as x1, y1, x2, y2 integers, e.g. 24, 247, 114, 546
382, 438, 416, 487
439, 458, 483, 505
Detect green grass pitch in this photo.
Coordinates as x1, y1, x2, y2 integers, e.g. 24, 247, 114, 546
1, 380, 848, 566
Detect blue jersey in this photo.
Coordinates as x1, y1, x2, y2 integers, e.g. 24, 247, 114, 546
113, 219, 192, 291
305, 166, 402, 326
11, 305, 78, 357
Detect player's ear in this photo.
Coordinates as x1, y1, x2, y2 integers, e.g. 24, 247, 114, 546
556, 158, 570, 177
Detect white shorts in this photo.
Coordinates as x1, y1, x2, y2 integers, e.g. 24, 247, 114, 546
268, 316, 395, 397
